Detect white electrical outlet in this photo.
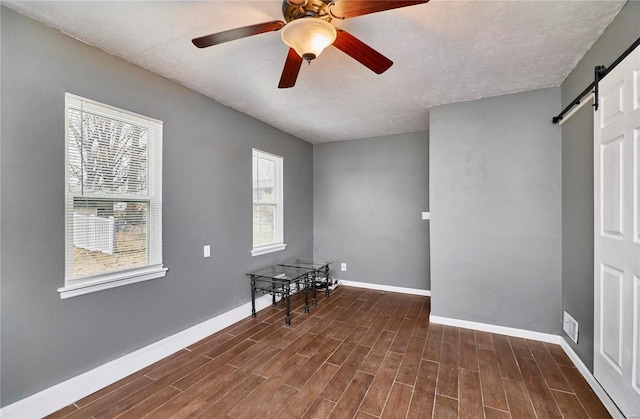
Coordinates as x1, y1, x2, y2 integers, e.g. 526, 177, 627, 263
563, 311, 579, 344
341, 263, 347, 271
203, 245, 211, 258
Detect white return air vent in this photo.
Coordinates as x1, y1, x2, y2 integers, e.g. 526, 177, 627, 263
563, 311, 579, 344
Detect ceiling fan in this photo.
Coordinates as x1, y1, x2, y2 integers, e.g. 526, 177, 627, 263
192, 0, 429, 88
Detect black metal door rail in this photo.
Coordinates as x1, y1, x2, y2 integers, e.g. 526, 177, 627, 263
553, 37, 640, 124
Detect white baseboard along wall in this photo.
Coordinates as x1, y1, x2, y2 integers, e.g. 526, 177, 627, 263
339, 279, 431, 296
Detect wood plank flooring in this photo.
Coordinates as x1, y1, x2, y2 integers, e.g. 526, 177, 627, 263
46, 287, 611, 418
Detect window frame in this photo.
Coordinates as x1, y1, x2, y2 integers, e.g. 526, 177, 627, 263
251, 148, 286, 256
59, 93, 166, 299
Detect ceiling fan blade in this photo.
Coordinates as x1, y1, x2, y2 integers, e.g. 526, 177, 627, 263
329, 0, 428, 19
333, 30, 393, 74
278, 48, 303, 89
192, 20, 286, 48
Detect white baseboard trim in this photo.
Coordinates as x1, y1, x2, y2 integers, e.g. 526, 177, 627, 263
559, 340, 625, 419
429, 314, 563, 344
429, 314, 624, 419
340, 280, 431, 296
0, 294, 273, 419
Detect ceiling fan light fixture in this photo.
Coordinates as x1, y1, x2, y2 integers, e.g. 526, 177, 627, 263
280, 18, 337, 61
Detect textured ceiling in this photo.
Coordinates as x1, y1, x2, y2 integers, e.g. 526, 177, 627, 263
3, 0, 625, 143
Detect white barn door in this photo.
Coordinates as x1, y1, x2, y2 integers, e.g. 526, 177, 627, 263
594, 44, 640, 418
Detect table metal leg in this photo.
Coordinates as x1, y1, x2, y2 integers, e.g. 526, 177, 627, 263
250, 276, 257, 318
285, 283, 291, 326
304, 275, 310, 313
272, 281, 277, 307
324, 265, 330, 297
311, 271, 317, 307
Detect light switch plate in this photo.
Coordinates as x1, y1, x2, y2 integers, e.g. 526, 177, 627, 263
203, 245, 211, 258
422, 212, 430, 220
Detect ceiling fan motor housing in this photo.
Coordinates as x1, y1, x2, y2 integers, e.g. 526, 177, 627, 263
282, 0, 334, 23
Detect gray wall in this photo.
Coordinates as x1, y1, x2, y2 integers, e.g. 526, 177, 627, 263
560, 0, 640, 370
429, 88, 562, 334
313, 132, 430, 290
0, 7, 313, 406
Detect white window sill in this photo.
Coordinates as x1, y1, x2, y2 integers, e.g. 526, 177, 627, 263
58, 266, 168, 299
251, 243, 287, 257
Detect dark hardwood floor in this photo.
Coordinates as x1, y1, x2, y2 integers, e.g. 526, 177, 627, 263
46, 286, 611, 418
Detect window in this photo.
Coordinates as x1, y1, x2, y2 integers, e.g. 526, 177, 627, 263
60, 94, 166, 298
252, 149, 285, 256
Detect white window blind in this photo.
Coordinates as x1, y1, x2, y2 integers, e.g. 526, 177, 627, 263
252, 149, 285, 256
61, 94, 166, 298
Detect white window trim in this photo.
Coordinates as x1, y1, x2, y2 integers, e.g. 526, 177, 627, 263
58, 266, 168, 299
251, 243, 287, 257
61, 93, 165, 298
252, 149, 285, 256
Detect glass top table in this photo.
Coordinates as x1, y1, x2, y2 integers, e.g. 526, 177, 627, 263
278, 258, 334, 302
246, 265, 315, 326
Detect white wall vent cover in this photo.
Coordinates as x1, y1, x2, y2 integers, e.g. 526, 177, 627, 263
563, 310, 579, 344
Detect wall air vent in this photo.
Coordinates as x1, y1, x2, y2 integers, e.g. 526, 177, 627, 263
563, 311, 579, 344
